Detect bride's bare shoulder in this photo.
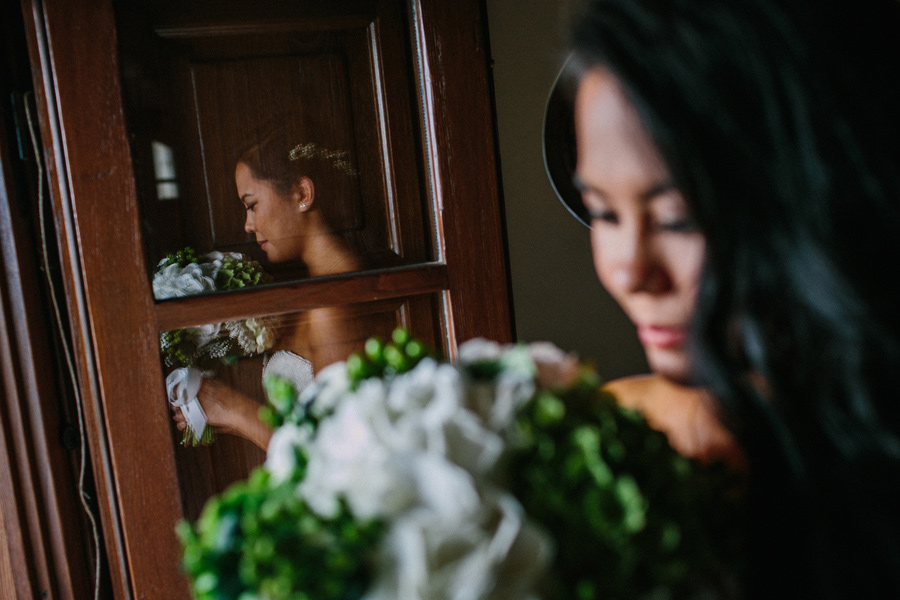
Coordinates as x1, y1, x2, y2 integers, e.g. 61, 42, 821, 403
602, 374, 746, 469
601, 374, 661, 410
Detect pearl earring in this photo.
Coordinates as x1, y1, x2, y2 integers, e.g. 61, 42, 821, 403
299, 202, 308, 210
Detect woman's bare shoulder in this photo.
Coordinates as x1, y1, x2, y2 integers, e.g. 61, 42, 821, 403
601, 374, 662, 410
602, 374, 745, 469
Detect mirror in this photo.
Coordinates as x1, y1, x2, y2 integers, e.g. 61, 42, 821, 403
161, 293, 445, 519
543, 55, 589, 228
110, 0, 448, 513
114, 0, 433, 290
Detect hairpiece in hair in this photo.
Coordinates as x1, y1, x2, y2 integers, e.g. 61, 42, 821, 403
289, 143, 358, 177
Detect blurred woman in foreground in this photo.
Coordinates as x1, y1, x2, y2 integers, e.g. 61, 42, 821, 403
565, 0, 900, 596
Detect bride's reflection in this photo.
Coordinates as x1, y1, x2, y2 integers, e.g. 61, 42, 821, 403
171, 126, 365, 450
236, 127, 361, 274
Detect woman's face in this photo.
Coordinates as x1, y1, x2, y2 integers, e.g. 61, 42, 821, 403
574, 68, 706, 383
235, 161, 304, 263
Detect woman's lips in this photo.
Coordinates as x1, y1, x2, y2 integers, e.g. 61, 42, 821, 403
258, 240, 268, 250
636, 325, 688, 349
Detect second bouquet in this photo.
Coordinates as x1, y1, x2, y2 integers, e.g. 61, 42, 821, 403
153, 247, 278, 444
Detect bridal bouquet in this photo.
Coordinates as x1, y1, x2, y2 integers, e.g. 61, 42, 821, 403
153, 247, 278, 444
178, 331, 744, 599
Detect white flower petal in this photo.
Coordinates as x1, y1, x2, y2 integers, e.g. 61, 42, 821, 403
457, 338, 503, 363
265, 424, 310, 483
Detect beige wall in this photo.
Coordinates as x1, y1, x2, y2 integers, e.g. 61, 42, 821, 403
486, 0, 647, 380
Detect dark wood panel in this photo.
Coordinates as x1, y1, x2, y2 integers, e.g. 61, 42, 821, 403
23, 0, 190, 597
4, 3, 110, 597
413, 0, 513, 347
147, 0, 377, 36
0, 292, 40, 600
155, 261, 449, 331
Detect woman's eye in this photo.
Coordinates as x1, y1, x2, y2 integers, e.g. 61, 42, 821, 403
588, 210, 619, 225
651, 193, 698, 233
657, 217, 698, 233
245, 203, 257, 213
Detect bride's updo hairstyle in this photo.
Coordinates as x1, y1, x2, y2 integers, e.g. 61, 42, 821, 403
236, 119, 362, 234
567, 0, 900, 596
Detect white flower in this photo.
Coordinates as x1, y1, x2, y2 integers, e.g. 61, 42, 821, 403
299, 381, 407, 519
409, 454, 481, 519
301, 361, 352, 418
206, 250, 242, 262
442, 409, 505, 474
152, 262, 217, 299
457, 338, 504, 363
225, 317, 277, 355
366, 490, 551, 600
265, 423, 312, 483
490, 370, 536, 431
152, 251, 247, 301
280, 349, 553, 599
192, 322, 223, 347
527, 342, 580, 389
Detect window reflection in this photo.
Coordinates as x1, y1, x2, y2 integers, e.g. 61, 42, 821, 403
151, 140, 179, 200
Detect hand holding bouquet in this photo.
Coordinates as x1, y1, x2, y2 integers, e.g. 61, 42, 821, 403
153, 247, 277, 444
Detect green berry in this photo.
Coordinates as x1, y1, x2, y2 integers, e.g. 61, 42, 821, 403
383, 343, 408, 372
391, 328, 410, 347
346, 353, 368, 381
364, 337, 385, 364
405, 340, 426, 361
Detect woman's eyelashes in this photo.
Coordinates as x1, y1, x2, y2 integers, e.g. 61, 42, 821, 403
585, 206, 698, 233
576, 177, 698, 233
658, 216, 698, 232
588, 208, 619, 225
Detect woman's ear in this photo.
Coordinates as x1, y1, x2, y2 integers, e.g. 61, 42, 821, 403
291, 176, 315, 212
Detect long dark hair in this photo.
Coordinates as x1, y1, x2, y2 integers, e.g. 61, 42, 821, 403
568, 0, 900, 596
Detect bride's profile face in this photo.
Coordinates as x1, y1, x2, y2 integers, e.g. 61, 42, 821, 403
574, 68, 705, 383
236, 161, 304, 263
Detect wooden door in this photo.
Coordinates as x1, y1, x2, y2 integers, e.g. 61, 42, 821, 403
20, 0, 510, 597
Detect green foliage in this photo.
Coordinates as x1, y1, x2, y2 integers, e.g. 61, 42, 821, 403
215, 255, 269, 290
160, 328, 197, 368
508, 370, 745, 599
260, 375, 300, 429
181, 424, 216, 447
159, 329, 237, 372
345, 328, 430, 387
161, 246, 200, 268
178, 469, 383, 600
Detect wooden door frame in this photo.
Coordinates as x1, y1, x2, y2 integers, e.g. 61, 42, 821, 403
20, 0, 511, 597
2, 1, 101, 597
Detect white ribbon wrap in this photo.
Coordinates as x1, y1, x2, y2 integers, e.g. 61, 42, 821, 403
166, 367, 208, 439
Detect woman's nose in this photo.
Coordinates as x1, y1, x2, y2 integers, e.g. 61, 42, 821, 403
244, 214, 254, 233
600, 229, 670, 295
619, 246, 669, 294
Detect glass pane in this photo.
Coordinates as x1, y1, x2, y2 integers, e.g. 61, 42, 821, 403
160, 294, 445, 519
115, 0, 432, 293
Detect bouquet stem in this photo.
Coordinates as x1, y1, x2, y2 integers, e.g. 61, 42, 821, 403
182, 425, 216, 446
